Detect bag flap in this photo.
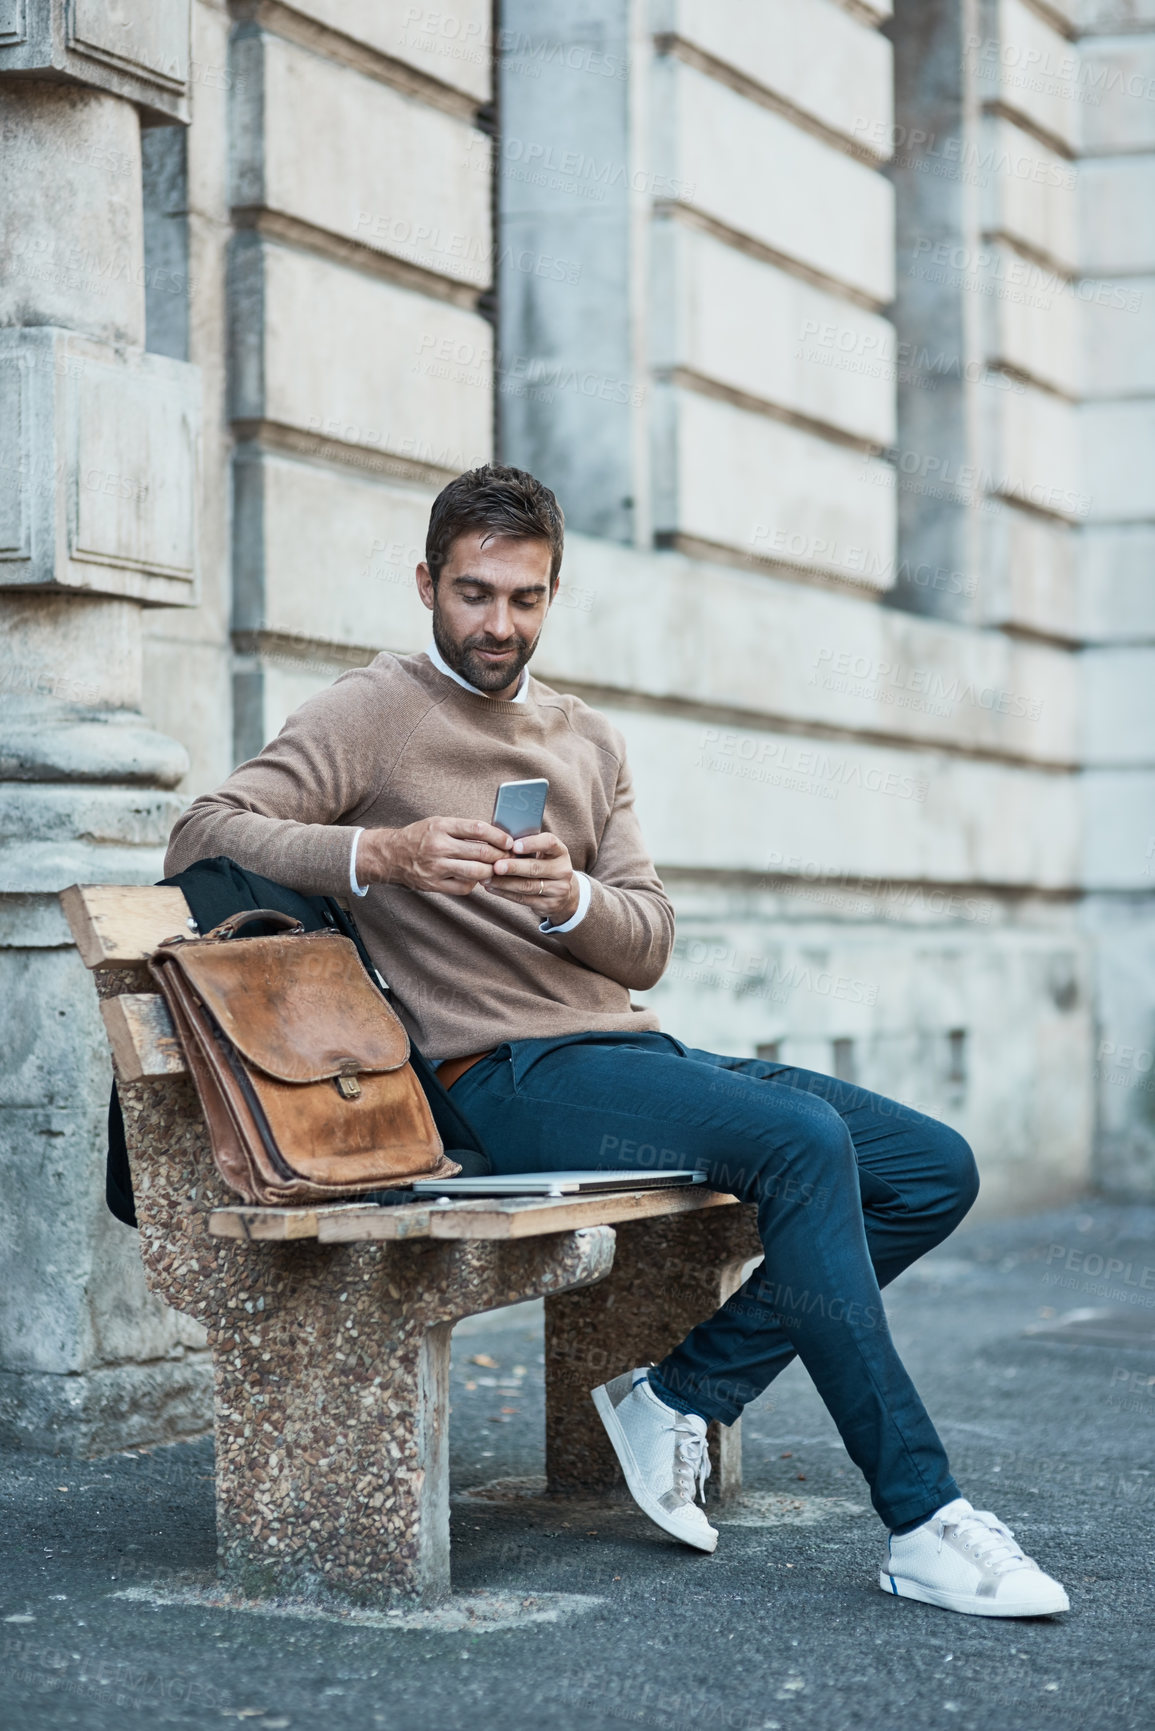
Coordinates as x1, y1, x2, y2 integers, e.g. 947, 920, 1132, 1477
167, 930, 410, 1081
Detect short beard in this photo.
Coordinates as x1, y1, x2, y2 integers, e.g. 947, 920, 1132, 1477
431, 602, 539, 694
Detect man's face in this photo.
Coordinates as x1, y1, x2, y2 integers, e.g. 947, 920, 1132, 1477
417, 530, 556, 698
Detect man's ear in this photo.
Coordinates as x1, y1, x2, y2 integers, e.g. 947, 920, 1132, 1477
416, 561, 436, 610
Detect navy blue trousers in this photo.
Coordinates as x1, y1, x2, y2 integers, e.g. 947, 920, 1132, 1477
451, 1029, 979, 1529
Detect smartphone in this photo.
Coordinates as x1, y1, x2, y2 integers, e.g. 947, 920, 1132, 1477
492, 778, 549, 841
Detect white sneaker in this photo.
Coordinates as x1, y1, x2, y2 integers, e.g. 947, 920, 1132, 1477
881, 1497, 1070, 1617
591, 1368, 718, 1553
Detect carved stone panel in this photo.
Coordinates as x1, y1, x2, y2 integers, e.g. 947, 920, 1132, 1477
0, 0, 190, 123
0, 328, 200, 606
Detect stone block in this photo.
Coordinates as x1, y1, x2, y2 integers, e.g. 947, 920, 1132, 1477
0, 949, 202, 1378
982, 379, 1085, 522
1079, 524, 1155, 638
229, 237, 492, 474
601, 703, 1079, 889
637, 889, 1093, 1217
652, 221, 896, 447
0, 0, 190, 123
288, 0, 491, 102
0, 1356, 212, 1455
1081, 153, 1155, 274
0, 780, 182, 896
1080, 893, 1155, 1198
534, 533, 1077, 765
1080, 34, 1155, 150
1078, 0, 1155, 24
1082, 769, 1155, 889
233, 660, 349, 765
1081, 398, 1155, 519
653, 386, 895, 583
990, 250, 1079, 396
1081, 274, 1155, 396
233, 450, 433, 653
0, 84, 144, 345
141, 637, 235, 799
230, 28, 491, 290
1082, 647, 1155, 766
980, 115, 1077, 274
653, 58, 895, 305
654, 0, 893, 158
976, 498, 1079, 640
969, 0, 1081, 155
1, 591, 143, 711
0, 328, 200, 606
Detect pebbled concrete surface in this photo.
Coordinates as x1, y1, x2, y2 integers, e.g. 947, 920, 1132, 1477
2, 1200, 1154, 1731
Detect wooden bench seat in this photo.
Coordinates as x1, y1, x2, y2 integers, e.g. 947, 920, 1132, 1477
62, 884, 761, 1608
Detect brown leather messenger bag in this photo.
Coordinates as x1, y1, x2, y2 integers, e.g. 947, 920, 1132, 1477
149, 908, 461, 1205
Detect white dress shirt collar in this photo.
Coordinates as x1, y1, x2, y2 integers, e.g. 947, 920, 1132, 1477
425, 637, 529, 703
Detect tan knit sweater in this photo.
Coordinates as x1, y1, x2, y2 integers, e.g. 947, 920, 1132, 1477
164, 650, 674, 1061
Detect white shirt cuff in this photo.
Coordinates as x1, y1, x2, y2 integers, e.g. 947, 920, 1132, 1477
349, 827, 369, 897
540, 871, 591, 934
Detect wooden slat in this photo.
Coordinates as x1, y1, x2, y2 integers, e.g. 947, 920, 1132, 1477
422, 1186, 738, 1240
208, 1188, 738, 1244
208, 1202, 434, 1242
61, 884, 193, 969
318, 1204, 434, 1242
100, 993, 187, 1082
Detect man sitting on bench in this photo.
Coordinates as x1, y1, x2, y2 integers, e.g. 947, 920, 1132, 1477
165, 463, 1068, 1621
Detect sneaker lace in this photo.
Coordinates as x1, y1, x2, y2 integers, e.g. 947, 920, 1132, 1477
667, 1415, 711, 1506
938, 1508, 1031, 1574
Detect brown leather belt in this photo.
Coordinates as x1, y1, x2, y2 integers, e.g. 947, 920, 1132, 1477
437, 1048, 496, 1090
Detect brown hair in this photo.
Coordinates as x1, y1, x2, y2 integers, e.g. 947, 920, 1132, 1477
425, 463, 565, 585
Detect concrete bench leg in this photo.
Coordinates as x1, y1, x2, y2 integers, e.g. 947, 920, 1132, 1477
544, 1206, 762, 1502
116, 1073, 614, 1606
207, 1229, 614, 1607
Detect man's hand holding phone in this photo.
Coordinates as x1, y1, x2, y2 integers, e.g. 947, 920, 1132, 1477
355, 817, 515, 896
357, 776, 579, 922
485, 828, 580, 923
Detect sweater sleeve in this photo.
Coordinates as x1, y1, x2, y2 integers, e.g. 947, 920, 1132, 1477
164, 668, 389, 896
548, 746, 675, 991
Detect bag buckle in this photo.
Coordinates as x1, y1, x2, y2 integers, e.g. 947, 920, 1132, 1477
335, 1073, 362, 1100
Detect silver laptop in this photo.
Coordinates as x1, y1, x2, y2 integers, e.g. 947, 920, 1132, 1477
409, 1168, 708, 1199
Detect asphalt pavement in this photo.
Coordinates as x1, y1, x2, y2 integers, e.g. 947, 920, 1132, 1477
3, 1198, 1154, 1731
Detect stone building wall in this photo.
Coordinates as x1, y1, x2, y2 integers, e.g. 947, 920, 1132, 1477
0, 0, 1152, 1453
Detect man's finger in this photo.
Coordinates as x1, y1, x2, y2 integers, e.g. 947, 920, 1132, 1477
434, 858, 494, 884
511, 831, 562, 856
492, 855, 557, 878
439, 818, 514, 849
433, 837, 507, 864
